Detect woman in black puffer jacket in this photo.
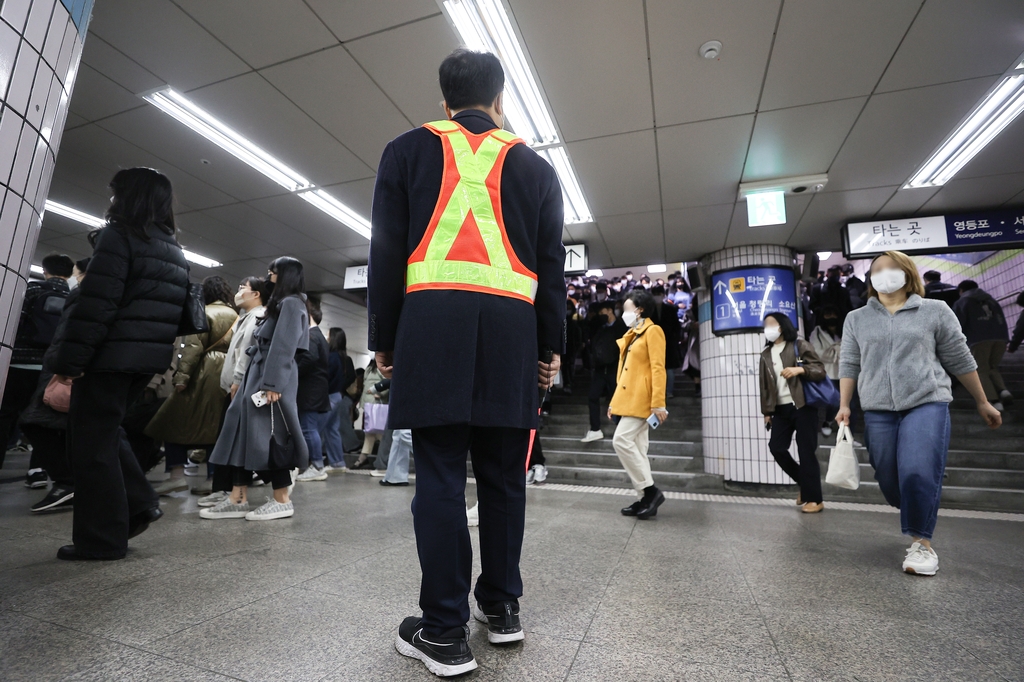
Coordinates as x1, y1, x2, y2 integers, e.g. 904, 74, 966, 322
50, 168, 190, 561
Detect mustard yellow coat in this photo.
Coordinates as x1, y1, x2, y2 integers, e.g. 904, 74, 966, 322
609, 317, 667, 419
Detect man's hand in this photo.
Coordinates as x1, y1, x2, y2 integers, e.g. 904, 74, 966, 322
56, 374, 82, 383
376, 351, 394, 379
834, 406, 851, 427
266, 390, 282, 404
978, 401, 1002, 429
538, 353, 561, 390
230, 383, 239, 401
780, 366, 804, 379
764, 415, 772, 426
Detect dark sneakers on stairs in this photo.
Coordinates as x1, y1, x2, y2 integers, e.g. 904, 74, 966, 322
472, 600, 525, 644
395, 617, 477, 677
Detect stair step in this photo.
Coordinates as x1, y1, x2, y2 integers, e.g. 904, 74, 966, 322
542, 465, 723, 492
543, 448, 702, 473
540, 435, 700, 456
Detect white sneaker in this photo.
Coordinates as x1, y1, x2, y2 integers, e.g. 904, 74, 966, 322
370, 469, 387, 477
999, 389, 1013, 402
526, 467, 535, 485
199, 497, 250, 519
821, 424, 833, 437
853, 440, 864, 448
323, 464, 347, 475
297, 467, 328, 482
467, 502, 479, 527
581, 430, 604, 443
197, 491, 228, 507
153, 478, 188, 496
902, 542, 939, 576
993, 401, 1005, 412
533, 464, 548, 483
246, 498, 295, 521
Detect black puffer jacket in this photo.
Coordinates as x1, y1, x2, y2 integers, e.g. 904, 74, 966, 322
50, 223, 190, 376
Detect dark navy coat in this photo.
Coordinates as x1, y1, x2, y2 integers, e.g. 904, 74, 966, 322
368, 110, 566, 430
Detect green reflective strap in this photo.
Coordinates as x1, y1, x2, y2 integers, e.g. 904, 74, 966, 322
407, 260, 538, 300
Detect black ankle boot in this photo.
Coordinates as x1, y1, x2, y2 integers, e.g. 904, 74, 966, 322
637, 486, 665, 520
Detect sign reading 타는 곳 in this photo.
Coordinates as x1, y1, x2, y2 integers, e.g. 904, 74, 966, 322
844, 209, 1024, 258
710, 265, 798, 336
344, 265, 368, 289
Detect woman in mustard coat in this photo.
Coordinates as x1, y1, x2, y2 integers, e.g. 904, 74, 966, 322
609, 289, 668, 519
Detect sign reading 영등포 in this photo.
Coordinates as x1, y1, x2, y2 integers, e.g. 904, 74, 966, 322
563, 244, 587, 273
844, 209, 1024, 258
710, 266, 798, 336
344, 265, 368, 289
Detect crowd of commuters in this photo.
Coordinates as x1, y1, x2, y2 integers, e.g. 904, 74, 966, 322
0, 46, 1019, 677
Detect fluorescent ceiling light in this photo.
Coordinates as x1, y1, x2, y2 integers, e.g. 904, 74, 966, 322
42, 200, 222, 268
647, 264, 667, 273
585, 269, 603, 277
30, 264, 44, 275
905, 60, 1024, 188
298, 190, 372, 240
143, 88, 312, 192
746, 190, 787, 227
142, 88, 372, 241
44, 200, 105, 227
537, 147, 592, 224
816, 251, 833, 260
442, 0, 594, 226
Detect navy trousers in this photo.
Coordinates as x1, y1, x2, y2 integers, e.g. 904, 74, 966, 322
411, 425, 530, 636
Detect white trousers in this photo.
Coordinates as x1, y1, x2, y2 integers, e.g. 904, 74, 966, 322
612, 416, 654, 493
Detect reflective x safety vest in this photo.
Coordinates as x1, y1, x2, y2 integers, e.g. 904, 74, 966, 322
406, 119, 539, 304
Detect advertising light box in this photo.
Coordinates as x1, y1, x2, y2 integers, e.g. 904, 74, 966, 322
710, 266, 798, 336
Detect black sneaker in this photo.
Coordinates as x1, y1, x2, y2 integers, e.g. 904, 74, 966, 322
620, 499, 644, 516
472, 601, 524, 644
395, 617, 477, 677
24, 469, 48, 489
30, 486, 74, 512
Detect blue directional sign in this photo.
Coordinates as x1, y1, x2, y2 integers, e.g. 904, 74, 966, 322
710, 266, 798, 336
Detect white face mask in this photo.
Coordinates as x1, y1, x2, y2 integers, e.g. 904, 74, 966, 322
622, 310, 638, 328
234, 291, 248, 307
764, 326, 781, 343
67, 277, 78, 291
871, 268, 906, 295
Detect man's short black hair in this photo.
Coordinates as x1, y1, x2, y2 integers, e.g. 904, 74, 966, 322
958, 279, 979, 292
923, 270, 942, 283
439, 49, 504, 111
41, 252, 73, 278
650, 285, 666, 295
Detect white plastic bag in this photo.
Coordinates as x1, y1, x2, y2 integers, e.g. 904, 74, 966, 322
825, 424, 860, 490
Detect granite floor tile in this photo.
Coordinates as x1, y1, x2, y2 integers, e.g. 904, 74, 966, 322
566, 642, 790, 682
60, 649, 237, 682
0, 611, 127, 681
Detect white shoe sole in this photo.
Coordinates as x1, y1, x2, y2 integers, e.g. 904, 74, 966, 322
903, 564, 938, 576
394, 635, 477, 677
197, 496, 228, 508
472, 603, 525, 644
580, 434, 603, 443
298, 474, 327, 482
30, 491, 75, 512
370, 470, 386, 477
245, 509, 294, 521
199, 509, 248, 519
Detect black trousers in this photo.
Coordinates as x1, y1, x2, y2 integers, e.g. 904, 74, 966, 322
0, 367, 40, 468
19, 424, 73, 487
68, 372, 158, 558
588, 365, 617, 431
411, 425, 530, 636
561, 351, 577, 390
226, 465, 291, 490
768, 403, 823, 503
529, 431, 545, 466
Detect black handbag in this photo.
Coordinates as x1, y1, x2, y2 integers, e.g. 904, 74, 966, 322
177, 282, 210, 335
268, 402, 299, 470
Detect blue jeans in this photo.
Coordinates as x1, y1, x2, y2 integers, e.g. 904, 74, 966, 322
326, 393, 361, 455
320, 393, 347, 467
384, 429, 412, 483
863, 402, 951, 540
299, 410, 330, 469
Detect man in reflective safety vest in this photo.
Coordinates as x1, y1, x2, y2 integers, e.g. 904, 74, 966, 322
368, 49, 565, 675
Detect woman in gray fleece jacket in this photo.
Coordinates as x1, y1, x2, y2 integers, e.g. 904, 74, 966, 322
837, 251, 1001, 577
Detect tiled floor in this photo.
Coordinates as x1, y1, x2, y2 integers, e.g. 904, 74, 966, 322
0, 471, 1022, 682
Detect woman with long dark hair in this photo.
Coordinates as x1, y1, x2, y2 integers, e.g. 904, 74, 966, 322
758, 312, 828, 513
203, 257, 309, 521
49, 168, 190, 560
323, 327, 360, 469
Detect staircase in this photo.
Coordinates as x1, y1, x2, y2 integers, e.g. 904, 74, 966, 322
541, 352, 1024, 513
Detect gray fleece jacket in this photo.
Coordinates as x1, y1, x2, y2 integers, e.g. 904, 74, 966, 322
839, 294, 977, 412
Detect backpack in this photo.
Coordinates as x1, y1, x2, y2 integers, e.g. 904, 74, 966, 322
19, 282, 68, 347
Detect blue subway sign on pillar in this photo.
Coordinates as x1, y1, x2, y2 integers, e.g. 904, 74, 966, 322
710, 266, 798, 336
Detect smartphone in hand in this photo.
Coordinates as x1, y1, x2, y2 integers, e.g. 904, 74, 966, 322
251, 391, 268, 408
647, 413, 661, 429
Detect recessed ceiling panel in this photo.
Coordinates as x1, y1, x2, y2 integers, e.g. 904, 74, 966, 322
320, 178, 376, 220
647, 0, 779, 125
875, 187, 939, 219
724, 194, 812, 248
919, 172, 1024, 214
201, 203, 326, 255
663, 203, 733, 262
566, 130, 660, 218
743, 98, 865, 182
790, 186, 897, 250
174, 0, 338, 69
877, 0, 1024, 93
246, 193, 369, 250
67, 63, 143, 123
596, 211, 664, 266
304, 0, 440, 42
760, 0, 919, 110
88, 0, 249, 91
346, 15, 461, 128
509, 0, 652, 141
658, 115, 755, 210
955, 115, 1024, 180
80, 37, 164, 95
261, 47, 412, 171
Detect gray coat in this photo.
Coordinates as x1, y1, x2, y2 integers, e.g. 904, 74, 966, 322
210, 296, 309, 471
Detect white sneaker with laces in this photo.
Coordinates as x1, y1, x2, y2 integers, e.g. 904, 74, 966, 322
297, 467, 328, 482
526, 467, 535, 485
533, 464, 548, 483
323, 464, 347, 475
581, 430, 604, 443
245, 498, 294, 521
197, 491, 228, 507
902, 542, 939, 576
199, 497, 250, 519
467, 503, 479, 527
370, 469, 387, 477
821, 424, 833, 437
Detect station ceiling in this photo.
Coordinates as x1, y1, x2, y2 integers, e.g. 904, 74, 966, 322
33, 0, 1024, 288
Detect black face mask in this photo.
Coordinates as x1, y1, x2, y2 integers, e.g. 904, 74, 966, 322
824, 319, 838, 329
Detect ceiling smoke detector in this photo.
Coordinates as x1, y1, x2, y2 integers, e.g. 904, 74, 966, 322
699, 41, 722, 59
